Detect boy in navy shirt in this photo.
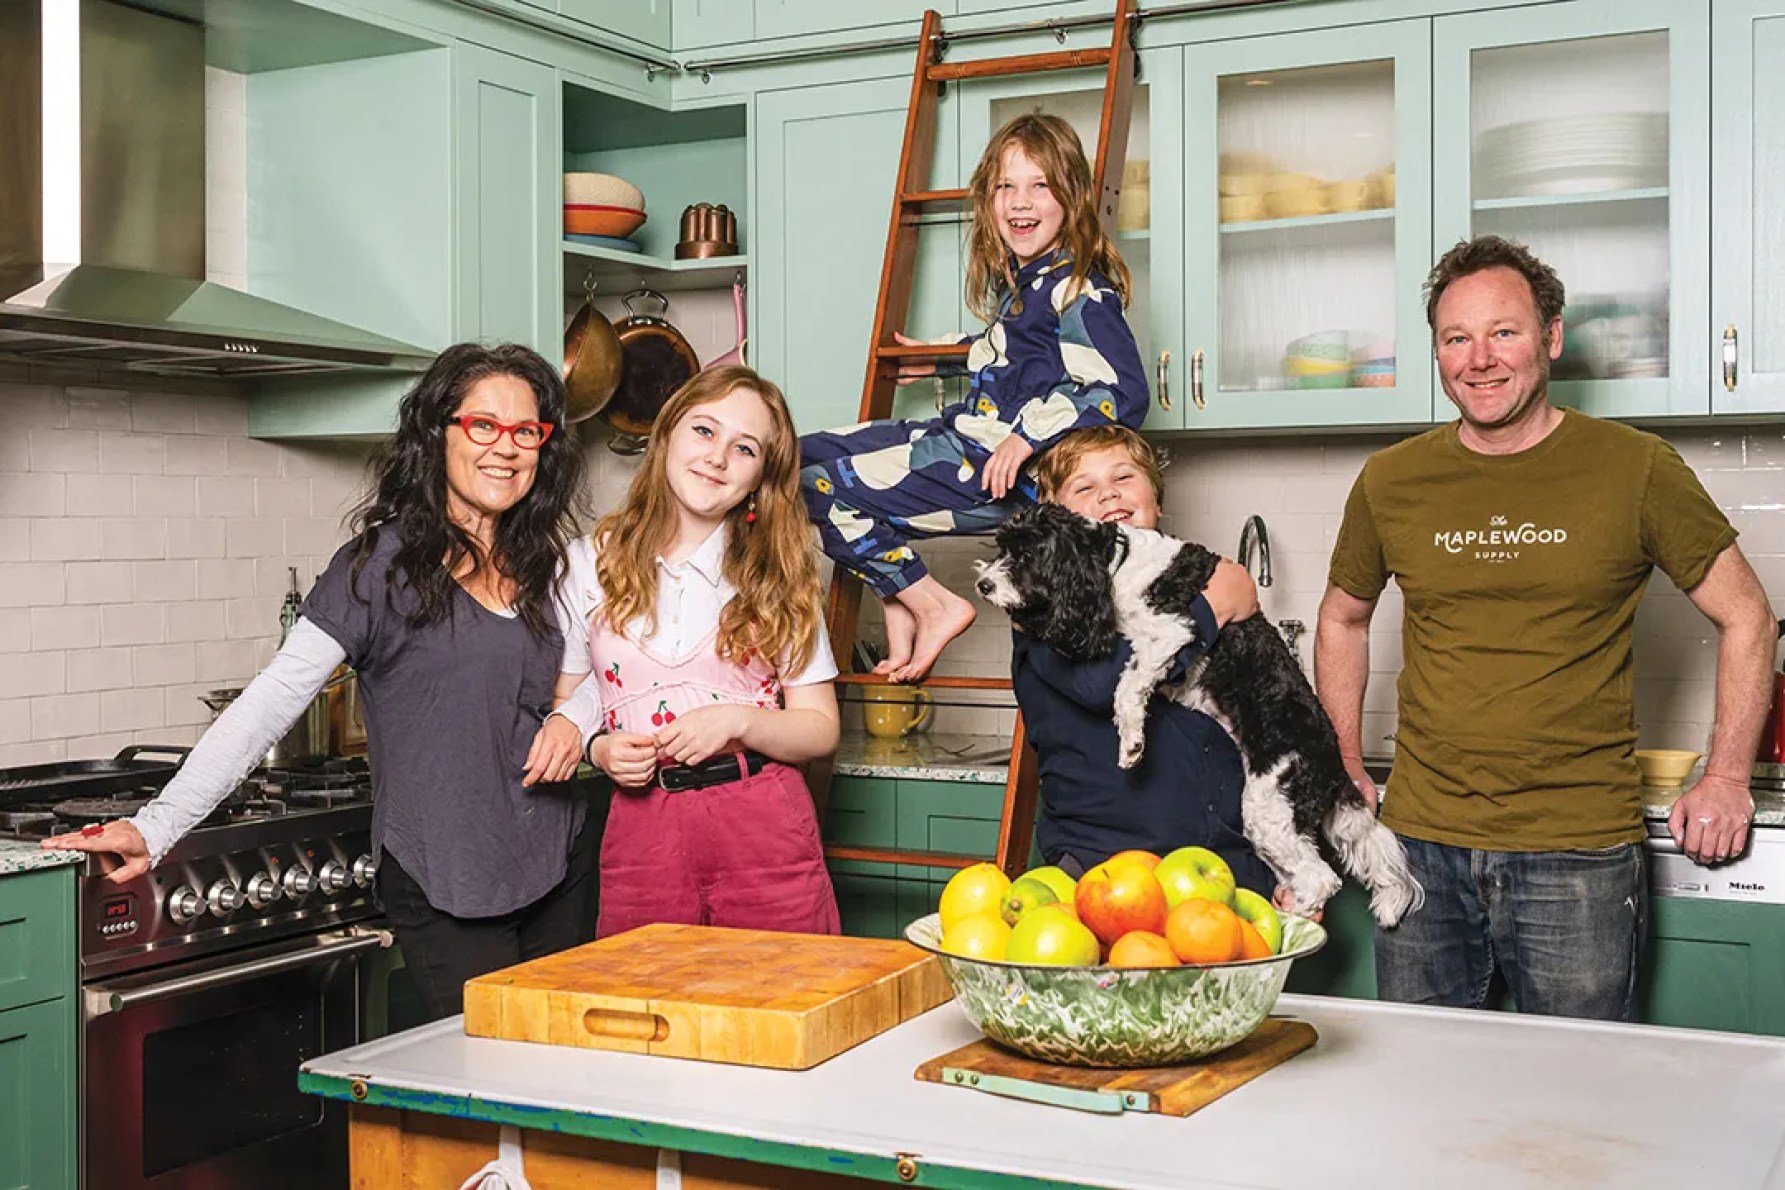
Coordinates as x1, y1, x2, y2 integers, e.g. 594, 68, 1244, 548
1013, 426, 1275, 895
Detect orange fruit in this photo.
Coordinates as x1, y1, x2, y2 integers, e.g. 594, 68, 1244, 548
1165, 898, 1244, 965
1236, 919, 1274, 961
1107, 930, 1181, 968
1105, 849, 1162, 873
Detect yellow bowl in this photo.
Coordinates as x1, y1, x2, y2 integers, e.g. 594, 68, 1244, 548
1635, 749, 1701, 788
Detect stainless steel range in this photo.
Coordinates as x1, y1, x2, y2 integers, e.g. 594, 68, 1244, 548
0, 746, 391, 1190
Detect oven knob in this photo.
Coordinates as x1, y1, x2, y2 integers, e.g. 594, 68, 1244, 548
317, 861, 350, 894
167, 886, 205, 925
283, 866, 317, 898
351, 855, 377, 889
244, 872, 281, 909
206, 881, 244, 916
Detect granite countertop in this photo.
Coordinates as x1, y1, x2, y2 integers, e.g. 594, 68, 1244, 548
831, 731, 1011, 784
1643, 782, 1785, 827
0, 839, 84, 876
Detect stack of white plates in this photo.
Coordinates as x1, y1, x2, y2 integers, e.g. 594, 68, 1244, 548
1473, 113, 1667, 198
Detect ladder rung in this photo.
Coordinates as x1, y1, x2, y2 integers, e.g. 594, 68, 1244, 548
927, 47, 1112, 82
902, 188, 969, 212
875, 343, 971, 361
835, 673, 1011, 691
825, 845, 980, 871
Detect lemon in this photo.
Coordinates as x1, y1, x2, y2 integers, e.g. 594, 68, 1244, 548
1019, 864, 1078, 905
939, 863, 1011, 930
941, 911, 1011, 961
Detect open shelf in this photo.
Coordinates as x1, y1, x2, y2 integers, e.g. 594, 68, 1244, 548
1220, 208, 1395, 235
563, 243, 747, 294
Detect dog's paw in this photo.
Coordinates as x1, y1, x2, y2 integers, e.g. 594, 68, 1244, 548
1292, 867, 1343, 913
1117, 737, 1145, 770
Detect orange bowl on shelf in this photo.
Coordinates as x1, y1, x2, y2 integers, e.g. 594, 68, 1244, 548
564, 204, 645, 238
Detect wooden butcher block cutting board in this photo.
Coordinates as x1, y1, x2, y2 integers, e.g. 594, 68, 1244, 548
463, 923, 952, 1070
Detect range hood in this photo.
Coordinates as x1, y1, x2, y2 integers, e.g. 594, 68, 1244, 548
0, 0, 435, 379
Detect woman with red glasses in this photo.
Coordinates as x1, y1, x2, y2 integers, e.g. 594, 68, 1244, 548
45, 342, 605, 1021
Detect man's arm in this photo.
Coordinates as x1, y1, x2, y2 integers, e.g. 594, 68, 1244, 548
1315, 582, 1381, 810
1673, 543, 1773, 864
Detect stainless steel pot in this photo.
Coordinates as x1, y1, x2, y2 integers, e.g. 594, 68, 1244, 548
201, 685, 331, 767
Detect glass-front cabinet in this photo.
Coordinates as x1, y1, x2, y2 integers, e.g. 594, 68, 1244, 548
1711, 0, 1785, 415
1179, 21, 1433, 430
957, 47, 1180, 431
1432, 0, 1711, 418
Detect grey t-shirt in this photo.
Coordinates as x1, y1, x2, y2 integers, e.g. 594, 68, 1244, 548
302, 528, 585, 918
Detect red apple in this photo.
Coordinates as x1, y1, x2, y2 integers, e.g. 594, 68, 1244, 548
1074, 861, 1169, 947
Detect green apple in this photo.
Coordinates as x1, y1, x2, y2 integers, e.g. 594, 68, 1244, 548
1232, 887, 1284, 954
1019, 865, 1078, 905
1154, 846, 1236, 908
1000, 876, 1060, 926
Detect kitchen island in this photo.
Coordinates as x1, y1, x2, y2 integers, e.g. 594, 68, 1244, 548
301, 992, 1785, 1188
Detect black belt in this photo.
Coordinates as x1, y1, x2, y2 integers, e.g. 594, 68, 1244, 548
658, 751, 774, 792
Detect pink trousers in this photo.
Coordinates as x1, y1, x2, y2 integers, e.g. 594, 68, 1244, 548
596, 761, 841, 938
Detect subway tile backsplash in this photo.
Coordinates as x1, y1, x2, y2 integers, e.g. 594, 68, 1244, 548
2, 360, 1781, 766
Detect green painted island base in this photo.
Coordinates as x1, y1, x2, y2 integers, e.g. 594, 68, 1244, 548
349, 1104, 885, 1187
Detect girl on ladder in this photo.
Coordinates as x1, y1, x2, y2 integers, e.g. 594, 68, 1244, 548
548, 366, 842, 937
800, 111, 1149, 682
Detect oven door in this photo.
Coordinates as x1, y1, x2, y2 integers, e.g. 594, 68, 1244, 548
81, 926, 391, 1190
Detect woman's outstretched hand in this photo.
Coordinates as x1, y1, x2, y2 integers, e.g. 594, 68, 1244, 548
41, 820, 151, 885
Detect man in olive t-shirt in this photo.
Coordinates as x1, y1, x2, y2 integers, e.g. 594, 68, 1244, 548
1316, 236, 1773, 1022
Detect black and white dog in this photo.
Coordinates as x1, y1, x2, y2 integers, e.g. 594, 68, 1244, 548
975, 503, 1422, 926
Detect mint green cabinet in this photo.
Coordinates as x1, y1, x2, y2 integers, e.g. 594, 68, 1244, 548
1711, 0, 1785, 415
1180, 20, 1434, 431
456, 45, 562, 354
754, 75, 963, 432
754, 1, 944, 42
953, 47, 1183, 431
672, 0, 754, 49
1433, 0, 1711, 420
0, 866, 76, 1190
1644, 896, 1785, 1035
560, 0, 671, 50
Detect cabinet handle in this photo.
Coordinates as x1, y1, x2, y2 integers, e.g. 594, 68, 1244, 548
1723, 324, 1739, 392
1190, 348, 1206, 410
1156, 350, 1171, 411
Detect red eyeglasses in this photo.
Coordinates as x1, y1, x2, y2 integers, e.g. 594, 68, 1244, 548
447, 415, 555, 450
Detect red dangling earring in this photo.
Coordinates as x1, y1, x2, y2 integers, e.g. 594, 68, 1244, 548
744, 494, 757, 524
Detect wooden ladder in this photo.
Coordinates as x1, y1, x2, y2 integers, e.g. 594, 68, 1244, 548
821, 1, 1139, 879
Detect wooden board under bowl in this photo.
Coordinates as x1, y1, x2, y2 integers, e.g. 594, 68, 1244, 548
914, 1018, 1317, 1116
463, 924, 952, 1071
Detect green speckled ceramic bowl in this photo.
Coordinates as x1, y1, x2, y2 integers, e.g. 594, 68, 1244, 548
904, 912, 1326, 1067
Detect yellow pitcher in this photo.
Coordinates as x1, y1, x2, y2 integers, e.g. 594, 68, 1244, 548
861, 685, 933, 738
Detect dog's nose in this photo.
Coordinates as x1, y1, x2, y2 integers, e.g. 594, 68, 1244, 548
975, 577, 995, 597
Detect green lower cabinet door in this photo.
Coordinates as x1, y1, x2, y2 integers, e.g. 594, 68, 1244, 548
822, 777, 904, 939
1283, 881, 1378, 1000
455, 45, 561, 354
1643, 897, 1785, 1035
894, 780, 1006, 926
0, 998, 75, 1190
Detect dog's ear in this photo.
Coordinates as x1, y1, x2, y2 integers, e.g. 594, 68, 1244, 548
1034, 514, 1122, 659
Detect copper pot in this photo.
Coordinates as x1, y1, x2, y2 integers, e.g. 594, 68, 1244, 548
601, 289, 700, 442
562, 277, 623, 424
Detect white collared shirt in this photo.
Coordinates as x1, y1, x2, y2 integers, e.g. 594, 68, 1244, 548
557, 526, 837, 687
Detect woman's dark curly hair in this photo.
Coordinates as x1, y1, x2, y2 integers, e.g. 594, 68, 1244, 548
347, 343, 586, 638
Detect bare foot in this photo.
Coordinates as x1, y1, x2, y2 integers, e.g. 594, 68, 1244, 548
876, 599, 916, 676
891, 577, 977, 682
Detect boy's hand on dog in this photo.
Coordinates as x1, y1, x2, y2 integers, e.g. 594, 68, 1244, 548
1205, 559, 1260, 626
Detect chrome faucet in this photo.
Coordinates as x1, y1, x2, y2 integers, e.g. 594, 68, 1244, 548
1237, 514, 1272, 588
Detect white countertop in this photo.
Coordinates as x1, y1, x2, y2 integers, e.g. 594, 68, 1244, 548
302, 993, 1785, 1188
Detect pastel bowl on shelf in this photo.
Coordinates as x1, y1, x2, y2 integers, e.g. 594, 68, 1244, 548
563, 171, 644, 210
905, 911, 1327, 1067
564, 204, 646, 238
1635, 749, 1701, 788
1285, 330, 1352, 362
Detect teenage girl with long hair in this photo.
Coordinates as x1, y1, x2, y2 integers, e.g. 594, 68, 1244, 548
800, 111, 1148, 681
46, 343, 606, 1020
548, 365, 841, 934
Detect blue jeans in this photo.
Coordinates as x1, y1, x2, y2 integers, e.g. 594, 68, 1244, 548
1374, 836, 1647, 1022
